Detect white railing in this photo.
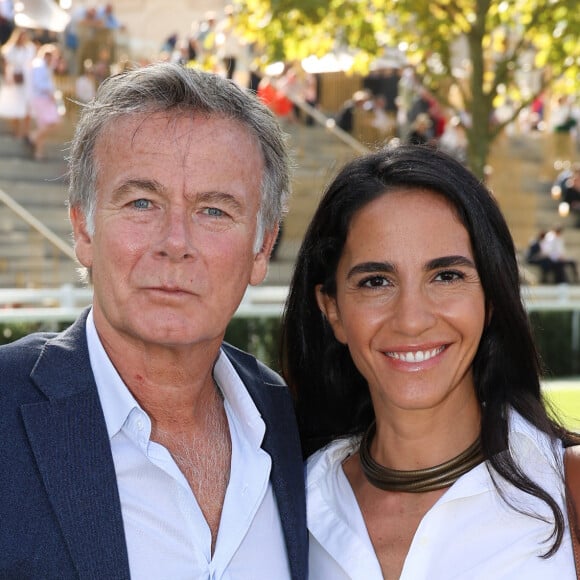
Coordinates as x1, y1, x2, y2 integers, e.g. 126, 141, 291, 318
0, 285, 286, 323
521, 285, 580, 311
0, 284, 580, 324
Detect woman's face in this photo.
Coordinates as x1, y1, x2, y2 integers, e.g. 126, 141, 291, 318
317, 189, 486, 417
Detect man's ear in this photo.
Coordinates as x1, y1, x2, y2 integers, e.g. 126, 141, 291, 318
315, 284, 347, 344
69, 205, 94, 268
249, 225, 279, 286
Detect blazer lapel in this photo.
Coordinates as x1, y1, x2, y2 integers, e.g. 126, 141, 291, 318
223, 344, 307, 580
21, 313, 130, 579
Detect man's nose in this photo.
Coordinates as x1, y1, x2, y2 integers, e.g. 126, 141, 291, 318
155, 207, 195, 260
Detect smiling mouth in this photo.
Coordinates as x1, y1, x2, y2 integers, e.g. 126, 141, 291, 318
385, 346, 446, 363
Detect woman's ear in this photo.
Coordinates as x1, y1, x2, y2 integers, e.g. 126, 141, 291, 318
315, 284, 347, 344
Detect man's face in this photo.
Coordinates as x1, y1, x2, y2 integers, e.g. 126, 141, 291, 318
71, 112, 276, 353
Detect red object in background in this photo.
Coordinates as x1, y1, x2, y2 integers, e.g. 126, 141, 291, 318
257, 80, 293, 117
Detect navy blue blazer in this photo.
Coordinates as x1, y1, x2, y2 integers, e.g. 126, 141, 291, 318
0, 310, 307, 579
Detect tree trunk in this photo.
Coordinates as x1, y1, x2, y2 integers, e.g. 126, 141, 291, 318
465, 0, 493, 180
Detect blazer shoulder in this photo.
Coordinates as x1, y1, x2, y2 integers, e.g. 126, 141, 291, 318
0, 331, 56, 372
222, 341, 285, 388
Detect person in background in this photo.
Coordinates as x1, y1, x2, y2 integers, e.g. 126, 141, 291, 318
406, 112, 434, 145
74, 59, 96, 104
525, 229, 561, 284
281, 144, 579, 579
27, 43, 62, 160
0, 0, 14, 45
0, 62, 307, 579
215, 4, 244, 80
543, 225, 579, 284
335, 89, 372, 134
0, 27, 35, 139
560, 163, 580, 228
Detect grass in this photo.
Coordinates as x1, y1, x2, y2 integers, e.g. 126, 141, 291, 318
542, 382, 580, 432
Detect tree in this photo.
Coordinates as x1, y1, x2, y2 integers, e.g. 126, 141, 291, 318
237, 0, 580, 178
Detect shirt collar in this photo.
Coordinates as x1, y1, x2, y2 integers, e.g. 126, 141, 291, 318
86, 309, 266, 447
86, 309, 139, 439
213, 349, 266, 449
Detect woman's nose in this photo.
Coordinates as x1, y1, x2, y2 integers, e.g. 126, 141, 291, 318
390, 285, 437, 336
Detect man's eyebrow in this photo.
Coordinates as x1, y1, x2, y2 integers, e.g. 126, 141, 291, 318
109, 183, 245, 213
111, 179, 164, 200
195, 190, 245, 212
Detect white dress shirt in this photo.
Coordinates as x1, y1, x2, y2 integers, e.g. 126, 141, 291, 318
306, 410, 575, 579
86, 310, 290, 580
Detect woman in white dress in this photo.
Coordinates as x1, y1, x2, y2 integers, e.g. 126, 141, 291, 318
28, 43, 62, 160
0, 27, 35, 138
281, 145, 580, 579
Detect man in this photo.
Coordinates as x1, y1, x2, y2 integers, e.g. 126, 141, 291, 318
0, 63, 307, 579
561, 163, 580, 228
543, 225, 579, 284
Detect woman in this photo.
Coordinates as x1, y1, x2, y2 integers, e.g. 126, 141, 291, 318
281, 145, 580, 578
0, 28, 35, 138
28, 43, 62, 160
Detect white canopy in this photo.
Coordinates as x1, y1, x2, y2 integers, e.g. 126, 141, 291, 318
14, 0, 70, 33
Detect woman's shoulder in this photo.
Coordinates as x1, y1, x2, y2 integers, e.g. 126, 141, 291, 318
306, 436, 360, 486
507, 408, 564, 458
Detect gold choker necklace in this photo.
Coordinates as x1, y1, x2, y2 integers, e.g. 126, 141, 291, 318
359, 421, 485, 493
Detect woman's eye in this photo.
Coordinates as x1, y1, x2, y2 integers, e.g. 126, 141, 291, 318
360, 276, 389, 288
132, 198, 151, 210
435, 270, 464, 282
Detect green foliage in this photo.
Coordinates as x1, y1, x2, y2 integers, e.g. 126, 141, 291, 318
224, 316, 283, 372
236, 0, 580, 177
0, 322, 41, 344
530, 310, 580, 377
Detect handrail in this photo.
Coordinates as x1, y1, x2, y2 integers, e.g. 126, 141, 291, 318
289, 96, 372, 155
0, 188, 76, 261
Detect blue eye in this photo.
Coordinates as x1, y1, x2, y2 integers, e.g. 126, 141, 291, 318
204, 207, 225, 217
132, 199, 151, 210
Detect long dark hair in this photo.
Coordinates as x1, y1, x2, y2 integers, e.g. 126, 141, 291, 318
280, 144, 580, 555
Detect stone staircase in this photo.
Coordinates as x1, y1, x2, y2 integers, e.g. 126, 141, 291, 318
487, 131, 580, 284
0, 122, 78, 288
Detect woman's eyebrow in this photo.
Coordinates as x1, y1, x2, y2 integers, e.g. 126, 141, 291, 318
346, 256, 476, 280
425, 255, 476, 271
347, 261, 395, 279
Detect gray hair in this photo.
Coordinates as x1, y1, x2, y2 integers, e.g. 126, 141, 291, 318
67, 62, 291, 250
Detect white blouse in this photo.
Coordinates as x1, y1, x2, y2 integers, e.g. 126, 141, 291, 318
306, 410, 575, 579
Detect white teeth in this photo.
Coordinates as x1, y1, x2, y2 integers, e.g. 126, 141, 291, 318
387, 347, 444, 362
